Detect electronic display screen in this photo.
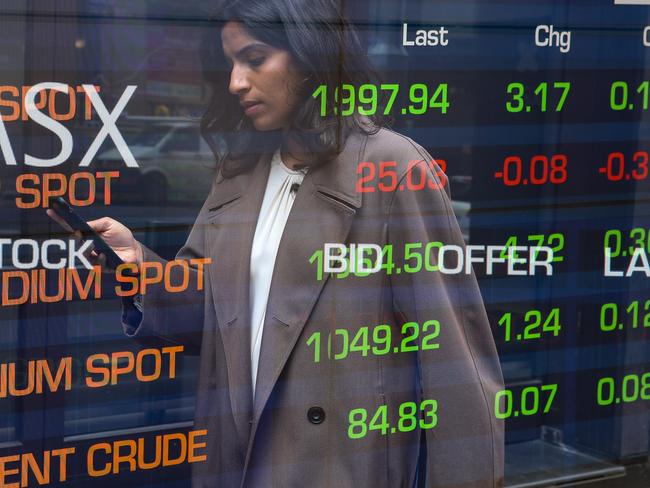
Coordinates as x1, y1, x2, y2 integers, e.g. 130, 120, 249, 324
0, 1, 648, 487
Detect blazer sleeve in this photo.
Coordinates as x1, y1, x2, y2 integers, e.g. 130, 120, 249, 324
387, 151, 505, 487
120, 181, 217, 355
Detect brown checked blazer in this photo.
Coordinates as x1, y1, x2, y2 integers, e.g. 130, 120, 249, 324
124, 127, 504, 488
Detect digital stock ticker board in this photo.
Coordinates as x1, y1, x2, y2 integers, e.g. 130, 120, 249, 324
0, 1, 649, 487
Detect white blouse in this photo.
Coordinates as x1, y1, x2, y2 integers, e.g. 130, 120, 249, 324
249, 150, 306, 394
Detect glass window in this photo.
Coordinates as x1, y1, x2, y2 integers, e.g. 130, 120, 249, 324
162, 129, 199, 153
1, 1, 649, 487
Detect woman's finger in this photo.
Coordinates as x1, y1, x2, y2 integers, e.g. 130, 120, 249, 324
85, 245, 98, 259
87, 217, 113, 233
71, 230, 86, 251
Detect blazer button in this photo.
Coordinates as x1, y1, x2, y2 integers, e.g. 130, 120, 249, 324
307, 406, 325, 424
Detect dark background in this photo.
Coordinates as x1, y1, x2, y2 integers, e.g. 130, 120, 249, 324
0, 0, 649, 486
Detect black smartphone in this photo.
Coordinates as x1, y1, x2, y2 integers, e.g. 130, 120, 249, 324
50, 196, 125, 270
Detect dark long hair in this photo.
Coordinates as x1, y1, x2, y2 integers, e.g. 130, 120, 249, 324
200, 0, 387, 177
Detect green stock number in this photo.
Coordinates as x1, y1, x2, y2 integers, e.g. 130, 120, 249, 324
498, 308, 562, 342
306, 320, 440, 363
597, 373, 650, 406
603, 228, 650, 258
500, 233, 564, 263
494, 384, 557, 419
610, 81, 649, 111
506, 82, 570, 113
312, 83, 449, 117
600, 300, 650, 332
348, 399, 438, 439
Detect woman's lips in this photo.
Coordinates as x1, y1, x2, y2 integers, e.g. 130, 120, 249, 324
243, 102, 264, 117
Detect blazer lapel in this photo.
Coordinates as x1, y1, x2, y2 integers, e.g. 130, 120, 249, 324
251, 132, 366, 423
206, 154, 271, 450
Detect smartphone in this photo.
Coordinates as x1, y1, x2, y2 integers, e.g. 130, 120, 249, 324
50, 196, 125, 269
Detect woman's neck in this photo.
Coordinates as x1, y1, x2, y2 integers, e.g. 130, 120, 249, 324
280, 136, 309, 170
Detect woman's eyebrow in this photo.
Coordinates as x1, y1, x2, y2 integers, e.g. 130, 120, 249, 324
234, 42, 269, 59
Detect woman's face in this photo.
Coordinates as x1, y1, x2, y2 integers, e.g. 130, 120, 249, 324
221, 21, 303, 131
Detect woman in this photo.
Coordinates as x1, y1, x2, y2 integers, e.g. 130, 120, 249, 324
50, 0, 504, 486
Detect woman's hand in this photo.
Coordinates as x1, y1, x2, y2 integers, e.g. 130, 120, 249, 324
46, 210, 144, 268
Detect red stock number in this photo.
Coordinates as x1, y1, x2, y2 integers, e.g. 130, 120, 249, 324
599, 151, 649, 182
356, 159, 447, 193
494, 154, 568, 186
